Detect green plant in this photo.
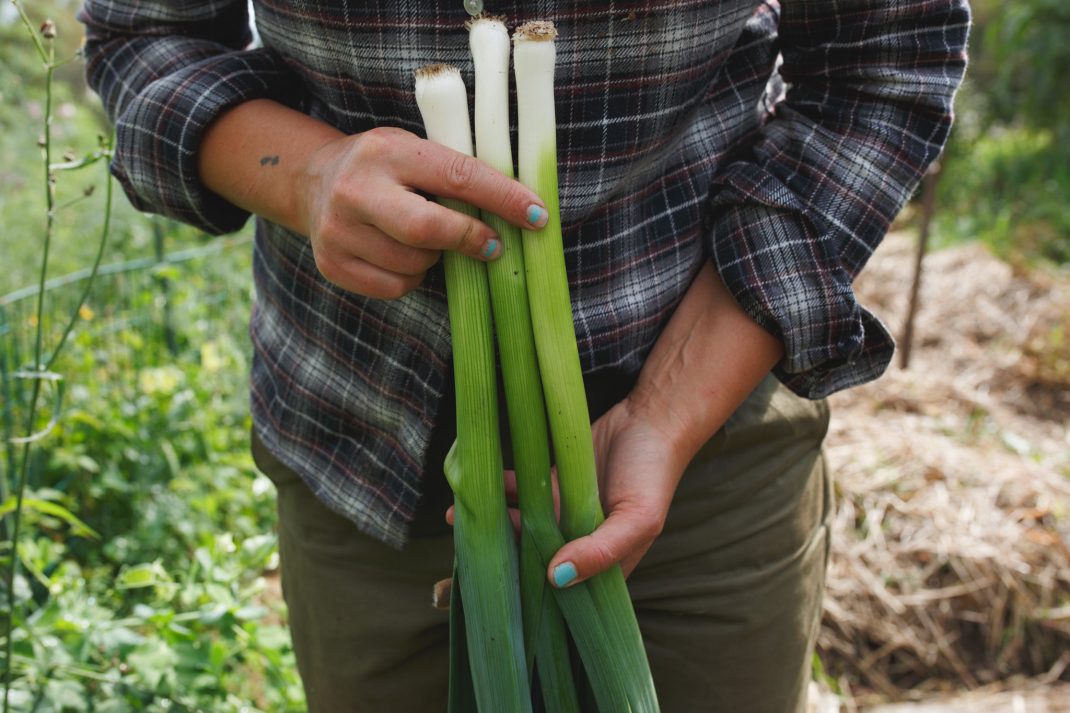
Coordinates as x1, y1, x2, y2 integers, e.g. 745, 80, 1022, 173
926, 0, 1070, 264
1, 5, 303, 710
2, 7, 113, 708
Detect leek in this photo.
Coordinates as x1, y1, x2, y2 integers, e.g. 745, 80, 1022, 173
514, 21, 660, 712
414, 63, 531, 713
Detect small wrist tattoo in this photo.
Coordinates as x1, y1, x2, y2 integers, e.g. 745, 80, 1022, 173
259, 155, 280, 167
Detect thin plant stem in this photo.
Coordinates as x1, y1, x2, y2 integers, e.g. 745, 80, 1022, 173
2, 15, 54, 711
31, 58, 55, 374
50, 189, 94, 216
0, 319, 15, 530
46, 149, 113, 372
11, 0, 47, 63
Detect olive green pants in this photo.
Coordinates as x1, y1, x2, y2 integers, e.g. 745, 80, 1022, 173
252, 373, 832, 713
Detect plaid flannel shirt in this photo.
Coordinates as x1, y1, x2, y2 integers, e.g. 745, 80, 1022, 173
80, 0, 969, 547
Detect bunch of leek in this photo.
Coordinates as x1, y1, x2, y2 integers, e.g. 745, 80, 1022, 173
414, 18, 659, 713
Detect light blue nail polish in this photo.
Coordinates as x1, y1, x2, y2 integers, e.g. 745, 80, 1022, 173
552, 562, 577, 588
527, 204, 548, 228
482, 239, 499, 259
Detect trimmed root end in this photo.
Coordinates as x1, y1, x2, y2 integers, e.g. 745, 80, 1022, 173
465, 13, 509, 31
513, 20, 557, 43
414, 63, 461, 80
432, 577, 453, 610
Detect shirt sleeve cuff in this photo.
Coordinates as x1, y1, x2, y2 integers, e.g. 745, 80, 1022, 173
706, 162, 895, 399
111, 48, 303, 235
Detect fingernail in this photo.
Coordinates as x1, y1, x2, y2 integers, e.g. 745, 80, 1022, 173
527, 204, 548, 229
482, 238, 499, 260
552, 562, 577, 588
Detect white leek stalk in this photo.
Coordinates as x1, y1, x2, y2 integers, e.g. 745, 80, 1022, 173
414, 63, 531, 713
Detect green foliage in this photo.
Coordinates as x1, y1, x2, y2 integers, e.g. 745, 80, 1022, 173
936, 124, 1070, 263
0, 2, 217, 296
2, 247, 306, 711
978, 0, 1070, 133
928, 0, 1070, 264
2, 5, 304, 711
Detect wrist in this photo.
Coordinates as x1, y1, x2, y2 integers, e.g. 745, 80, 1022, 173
294, 132, 348, 236
198, 99, 344, 235
623, 379, 713, 466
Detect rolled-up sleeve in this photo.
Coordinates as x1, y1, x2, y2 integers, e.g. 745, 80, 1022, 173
80, 0, 304, 234
706, 0, 970, 398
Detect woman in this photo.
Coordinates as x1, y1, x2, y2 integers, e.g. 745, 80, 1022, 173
79, 1, 970, 710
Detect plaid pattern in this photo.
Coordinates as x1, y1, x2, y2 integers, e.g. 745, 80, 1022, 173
80, 0, 970, 546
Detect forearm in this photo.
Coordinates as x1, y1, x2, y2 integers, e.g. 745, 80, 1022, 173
198, 98, 344, 236
628, 260, 783, 463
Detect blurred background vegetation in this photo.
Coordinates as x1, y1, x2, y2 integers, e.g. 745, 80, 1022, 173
934, 0, 1070, 263
0, 0, 1067, 711
1, 1, 303, 710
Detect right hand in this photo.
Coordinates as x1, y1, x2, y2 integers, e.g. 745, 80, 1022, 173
298, 126, 548, 300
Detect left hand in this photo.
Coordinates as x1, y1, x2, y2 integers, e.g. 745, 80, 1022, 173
441, 390, 689, 584
447, 262, 783, 588
545, 390, 692, 585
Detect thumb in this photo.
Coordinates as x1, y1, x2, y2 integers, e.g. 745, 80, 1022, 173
547, 509, 658, 588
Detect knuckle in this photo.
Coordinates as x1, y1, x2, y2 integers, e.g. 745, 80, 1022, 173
625, 508, 664, 543
326, 181, 351, 210
401, 250, 435, 276
359, 126, 390, 151
499, 181, 529, 215
379, 274, 420, 301
442, 153, 477, 193
404, 212, 437, 248
314, 251, 343, 286
455, 218, 480, 251
587, 537, 619, 571
416, 250, 441, 272
316, 219, 354, 260
325, 180, 367, 219
638, 514, 664, 541
354, 127, 397, 164
318, 214, 345, 243
375, 125, 409, 140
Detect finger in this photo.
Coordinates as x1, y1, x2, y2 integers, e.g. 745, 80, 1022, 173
432, 578, 452, 610
394, 139, 549, 231
376, 188, 503, 262
547, 508, 660, 588
445, 505, 454, 526
503, 467, 559, 517
317, 218, 440, 275
503, 470, 518, 505
508, 507, 521, 539
327, 223, 441, 276
314, 246, 423, 300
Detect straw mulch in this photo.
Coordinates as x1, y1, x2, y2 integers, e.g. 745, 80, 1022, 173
819, 232, 1070, 706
